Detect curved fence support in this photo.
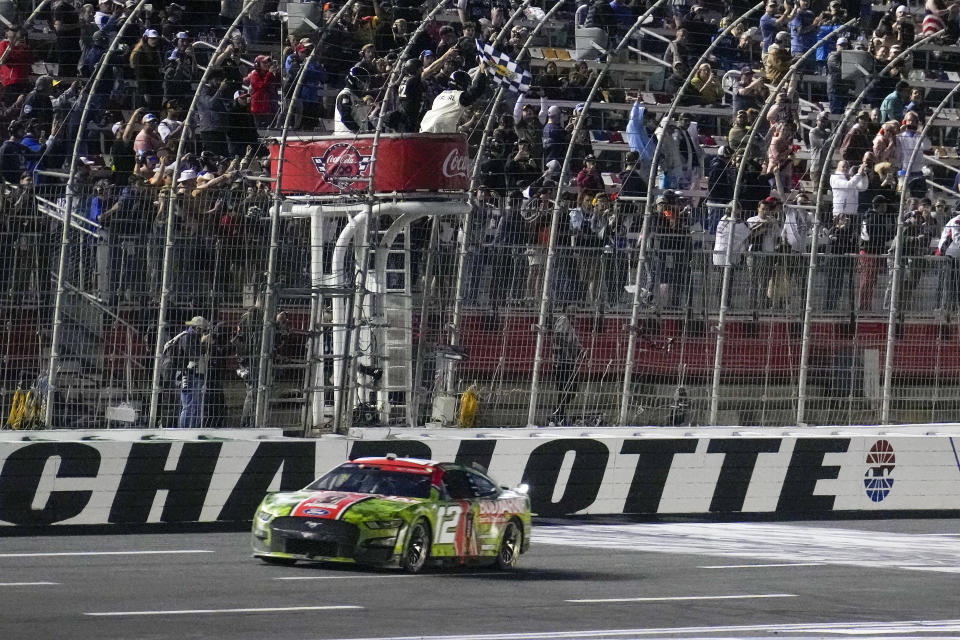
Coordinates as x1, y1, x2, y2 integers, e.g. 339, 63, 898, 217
46, 1, 147, 427
710, 19, 855, 425
147, 1, 259, 428
333, 0, 449, 433
618, 2, 764, 426
881, 78, 960, 424
526, 0, 672, 427
795, 30, 943, 425
257, 0, 359, 432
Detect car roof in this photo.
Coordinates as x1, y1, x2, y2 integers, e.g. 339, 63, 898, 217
349, 456, 440, 472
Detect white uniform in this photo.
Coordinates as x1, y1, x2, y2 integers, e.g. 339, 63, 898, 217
419, 89, 465, 133
333, 88, 372, 135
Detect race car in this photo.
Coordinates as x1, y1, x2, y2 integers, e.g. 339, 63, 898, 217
251, 455, 532, 572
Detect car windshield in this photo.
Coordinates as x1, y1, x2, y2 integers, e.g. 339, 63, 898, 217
306, 464, 433, 499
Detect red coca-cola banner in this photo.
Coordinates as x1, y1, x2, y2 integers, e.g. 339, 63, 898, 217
269, 133, 470, 195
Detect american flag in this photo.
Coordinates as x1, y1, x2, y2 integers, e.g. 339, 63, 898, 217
475, 39, 532, 94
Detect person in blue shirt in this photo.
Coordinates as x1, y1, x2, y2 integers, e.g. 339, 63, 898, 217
542, 105, 570, 166
760, 1, 790, 53
788, 0, 822, 71
284, 38, 327, 130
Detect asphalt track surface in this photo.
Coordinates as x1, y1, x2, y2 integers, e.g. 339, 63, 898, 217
1, 518, 959, 640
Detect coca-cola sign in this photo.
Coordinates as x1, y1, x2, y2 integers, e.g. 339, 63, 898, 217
442, 148, 468, 178
272, 134, 469, 195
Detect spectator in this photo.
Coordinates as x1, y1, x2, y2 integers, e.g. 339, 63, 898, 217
396, 58, 425, 132
0, 29, 31, 98
163, 32, 198, 108
550, 306, 582, 425
712, 208, 750, 304
706, 145, 735, 232
246, 54, 280, 129
285, 38, 327, 131
651, 190, 692, 308
840, 111, 874, 164
829, 160, 868, 218
514, 99, 545, 163
538, 61, 564, 100
664, 28, 693, 69
788, 0, 822, 61
133, 112, 161, 155
130, 29, 164, 111
52, 0, 82, 70
895, 110, 931, 194
901, 199, 938, 309
858, 195, 896, 310
0, 120, 27, 183
872, 121, 899, 165
109, 112, 139, 185
420, 65, 488, 133
824, 209, 859, 311
576, 154, 604, 199
766, 120, 796, 196
541, 104, 570, 167
937, 206, 960, 311
880, 80, 911, 123
732, 66, 767, 115
760, 1, 791, 53
807, 111, 832, 183
782, 191, 813, 302
746, 197, 784, 310
690, 63, 724, 105
228, 88, 259, 157
20, 75, 54, 132
826, 36, 851, 114
763, 43, 791, 84
675, 113, 703, 191
163, 315, 210, 428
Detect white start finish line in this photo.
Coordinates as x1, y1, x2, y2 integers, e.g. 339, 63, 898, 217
534, 522, 960, 573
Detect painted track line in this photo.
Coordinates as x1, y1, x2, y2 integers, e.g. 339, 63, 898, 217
329, 617, 960, 639
566, 593, 797, 604
0, 581, 59, 586
699, 562, 823, 569
86, 605, 363, 617
0, 550, 213, 558
275, 572, 504, 581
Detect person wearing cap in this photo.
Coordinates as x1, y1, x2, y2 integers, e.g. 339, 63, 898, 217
19, 75, 54, 131
807, 111, 832, 182
787, 0, 822, 62
228, 87, 258, 157
245, 54, 280, 129
163, 32, 197, 107
160, 2, 186, 42
814, 1, 847, 68
419, 59, 488, 134
858, 195, 896, 310
541, 103, 570, 166
650, 190, 693, 308
513, 95, 545, 162
826, 35, 851, 114
732, 65, 767, 116
760, 1, 790, 53
130, 29, 164, 111
284, 38, 326, 131
194, 78, 231, 158
162, 315, 211, 428
764, 41, 792, 84
133, 111, 161, 155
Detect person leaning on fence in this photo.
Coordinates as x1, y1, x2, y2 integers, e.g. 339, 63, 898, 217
550, 306, 583, 426
746, 197, 785, 311
900, 199, 938, 310
163, 315, 210, 428
858, 194, 896, 311
936, 208, 960, 313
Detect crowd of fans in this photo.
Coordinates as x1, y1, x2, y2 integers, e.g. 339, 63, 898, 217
2, 0, 960, 426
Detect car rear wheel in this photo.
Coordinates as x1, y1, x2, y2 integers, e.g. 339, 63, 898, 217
495, 520, 522, 570
401, 520, 431, 574
260, 556, 297, 566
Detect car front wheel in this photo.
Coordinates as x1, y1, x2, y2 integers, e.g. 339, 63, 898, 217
495, 520, 522, 570
401, 520, 431, 574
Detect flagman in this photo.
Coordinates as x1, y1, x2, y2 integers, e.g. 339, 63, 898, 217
420, 62, 488, 133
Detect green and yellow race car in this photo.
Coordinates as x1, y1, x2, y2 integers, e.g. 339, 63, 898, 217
251, 455, 532, 572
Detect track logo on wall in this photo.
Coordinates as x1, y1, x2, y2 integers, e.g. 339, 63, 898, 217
311, 143, 371, 191
864, 439, 895, 502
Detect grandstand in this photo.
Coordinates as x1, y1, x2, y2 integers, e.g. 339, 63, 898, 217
3, 0, 960, 433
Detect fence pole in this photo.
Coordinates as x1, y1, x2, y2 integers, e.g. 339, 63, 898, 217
148, 2, 259, 427
621, 2, 764, 426
46, 0, 146, 427
796, 30, 943, 425
881, 79, 960, 424
527, 0, 672, 427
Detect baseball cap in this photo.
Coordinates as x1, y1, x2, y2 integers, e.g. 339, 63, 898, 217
178, 169, 197, 182
896, 4, 908, 13
141, 113, 157, 124
837, 36, 849, 46
740, 65, 754, 74
111, 121, 123, 135
143, 29, 160, 38
234, 88, 249, 100
176, 31, 189, 40
421, 49, 434, 57
185, 315, 209, 329
254, 54, 271, 64
78, 157, 95, 166
547, 105, 562, 117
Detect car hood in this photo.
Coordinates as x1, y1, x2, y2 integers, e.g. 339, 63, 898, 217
271, 490, 423, 520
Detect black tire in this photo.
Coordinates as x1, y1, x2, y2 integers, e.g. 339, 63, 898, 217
495, 520, 522, 570
401, 520, 431, 574
260, 556, 297, 566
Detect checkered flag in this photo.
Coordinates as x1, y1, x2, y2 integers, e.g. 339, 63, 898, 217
476, 39, 532, 94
